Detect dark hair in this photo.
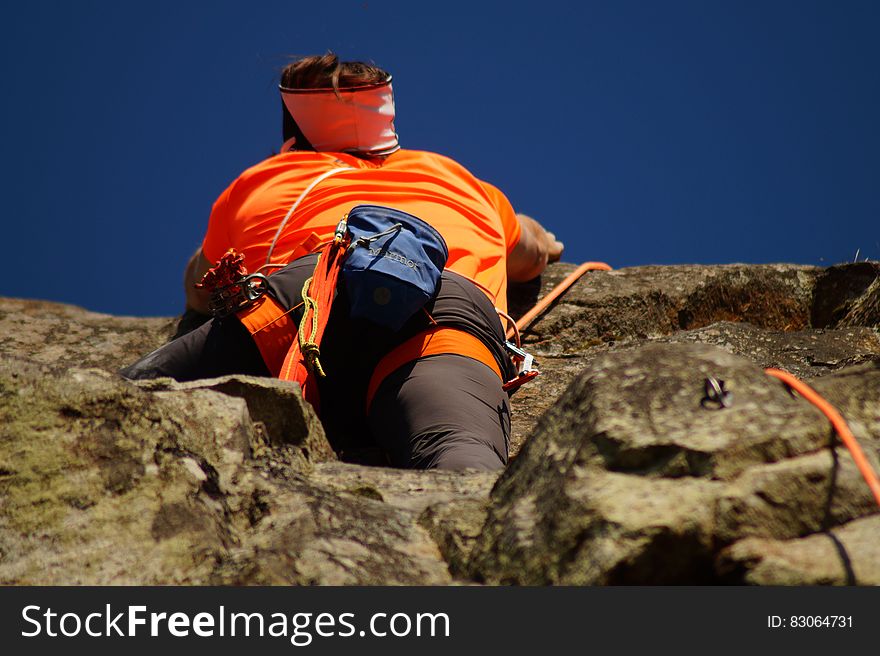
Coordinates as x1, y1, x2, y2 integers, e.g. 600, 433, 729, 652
280, 53, 389, 92
280, 53, 390, 148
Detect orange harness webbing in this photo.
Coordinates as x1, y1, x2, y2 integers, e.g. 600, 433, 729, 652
237, 295, 295, 377
277, 238, 347, 410
241, 259, 610, 415
765, 368, 880, 508
365, 327, 503, 415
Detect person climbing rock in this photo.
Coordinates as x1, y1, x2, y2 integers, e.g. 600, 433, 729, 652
121, 53, 563, 470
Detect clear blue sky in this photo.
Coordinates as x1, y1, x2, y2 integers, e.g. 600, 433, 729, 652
2, 0, 878, 316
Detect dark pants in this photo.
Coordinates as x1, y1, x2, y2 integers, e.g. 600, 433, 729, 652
121, 256, 514, 471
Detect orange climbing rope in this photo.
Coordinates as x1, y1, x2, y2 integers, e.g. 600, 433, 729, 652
765, 368, 880, 508
508, 261, 612, 339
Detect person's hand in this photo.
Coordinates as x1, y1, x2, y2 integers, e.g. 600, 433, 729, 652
541, 226, 564, 264
508, 214, 565, 282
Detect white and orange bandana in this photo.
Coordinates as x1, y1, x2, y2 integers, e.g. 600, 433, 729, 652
280, 76, 400, 156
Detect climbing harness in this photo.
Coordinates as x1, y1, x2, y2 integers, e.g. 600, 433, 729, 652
365, 326, 504, 415
203, 232, 615, 406
765, 368, 880, 508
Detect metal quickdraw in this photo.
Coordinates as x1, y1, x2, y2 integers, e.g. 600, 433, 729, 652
207, 273, 274, 317
197, 249, 277, 318
502, 340, 540, 393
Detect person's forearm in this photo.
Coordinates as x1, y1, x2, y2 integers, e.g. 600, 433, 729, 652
184, 248, 212, 314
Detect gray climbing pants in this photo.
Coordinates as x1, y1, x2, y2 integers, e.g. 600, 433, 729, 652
121, 255, 513, 471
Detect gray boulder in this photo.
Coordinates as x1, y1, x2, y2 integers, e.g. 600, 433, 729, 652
467, 344, 879, 585
0, 356, 450, 585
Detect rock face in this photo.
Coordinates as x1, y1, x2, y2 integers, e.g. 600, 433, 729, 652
1, 261, 878, 585
467, 345, 879, 584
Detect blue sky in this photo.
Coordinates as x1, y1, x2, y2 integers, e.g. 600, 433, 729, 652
2, 0, 878, 316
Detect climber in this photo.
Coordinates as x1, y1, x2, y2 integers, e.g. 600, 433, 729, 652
121, 53, 563, 471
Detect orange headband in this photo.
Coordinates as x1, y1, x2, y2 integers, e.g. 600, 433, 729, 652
280, 77, 399, 156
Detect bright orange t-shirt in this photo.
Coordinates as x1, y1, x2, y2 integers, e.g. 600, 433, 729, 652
202, 149, 521, 311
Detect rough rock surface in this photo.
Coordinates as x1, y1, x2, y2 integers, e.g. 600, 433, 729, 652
0, 359, 448, 584
0, 297, 176, 372
1, 260, 878, 585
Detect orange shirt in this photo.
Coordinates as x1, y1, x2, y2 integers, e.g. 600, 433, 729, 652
202, 149, 521, 311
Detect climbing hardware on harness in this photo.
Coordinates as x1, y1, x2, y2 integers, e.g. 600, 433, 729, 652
197, 249, 276, 318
